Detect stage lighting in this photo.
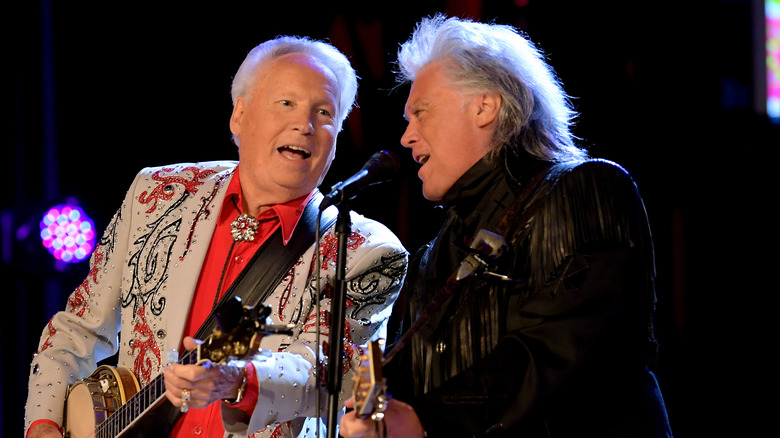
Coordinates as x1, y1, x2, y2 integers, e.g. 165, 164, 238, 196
39, 204, 96, 263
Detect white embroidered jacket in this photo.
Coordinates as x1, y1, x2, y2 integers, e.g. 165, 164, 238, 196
25, 161, 408, 437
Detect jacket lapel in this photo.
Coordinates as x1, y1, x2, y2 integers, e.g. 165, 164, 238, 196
161, 167, 234, 353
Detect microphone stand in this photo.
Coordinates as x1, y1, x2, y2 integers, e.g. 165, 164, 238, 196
326, 200, 352, 438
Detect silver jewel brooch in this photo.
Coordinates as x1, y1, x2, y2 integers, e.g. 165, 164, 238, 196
231, 214, 259, 242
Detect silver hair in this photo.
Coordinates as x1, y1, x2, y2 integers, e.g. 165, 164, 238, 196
397, 14, 586, 162
230, 36, 358, 144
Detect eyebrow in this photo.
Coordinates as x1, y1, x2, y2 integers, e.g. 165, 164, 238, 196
403, 99, 430, 121
402, 103, 413, 121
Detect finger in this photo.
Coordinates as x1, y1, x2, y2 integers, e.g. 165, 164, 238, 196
190, 362, 243, 404
164, 385, 187, 407
182, 336, 202, 351
168, 362, 211, 383
164, 366, 203, 404
339, 415, 376, 438
344, 396, 355, 408
164, 364, 189, 386
179, 387, 192, 413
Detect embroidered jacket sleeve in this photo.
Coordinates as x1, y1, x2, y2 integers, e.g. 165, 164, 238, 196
24, 162, 236, 434
24, 169, 144, 432
221, 211, 408, 437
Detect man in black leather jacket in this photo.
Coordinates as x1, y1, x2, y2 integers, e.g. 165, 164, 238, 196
341, 14, 673, 437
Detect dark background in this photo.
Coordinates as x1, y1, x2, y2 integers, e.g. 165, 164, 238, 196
3, 1, 778, 436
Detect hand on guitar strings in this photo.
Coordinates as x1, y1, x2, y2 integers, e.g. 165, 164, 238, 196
163, 336, 247, 412
339, 396, 426, 438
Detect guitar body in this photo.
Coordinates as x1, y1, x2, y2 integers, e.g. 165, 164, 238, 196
60, 298, 288, 438
64, 365, 139, 438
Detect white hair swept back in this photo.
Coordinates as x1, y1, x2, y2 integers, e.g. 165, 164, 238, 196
231, 36, 358, 135
397, 14, 586, 162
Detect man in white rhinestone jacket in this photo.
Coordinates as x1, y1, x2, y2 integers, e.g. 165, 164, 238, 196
25, 35, 407, 438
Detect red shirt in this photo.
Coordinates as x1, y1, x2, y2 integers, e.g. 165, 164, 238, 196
173, 168, 312, 438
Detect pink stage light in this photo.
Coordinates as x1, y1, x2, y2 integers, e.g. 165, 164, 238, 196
39, 204, 96, 263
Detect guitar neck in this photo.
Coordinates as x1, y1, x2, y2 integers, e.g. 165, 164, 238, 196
94, 350, 199, 438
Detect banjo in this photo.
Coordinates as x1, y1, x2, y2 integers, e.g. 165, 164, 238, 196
63, 297, 292, 438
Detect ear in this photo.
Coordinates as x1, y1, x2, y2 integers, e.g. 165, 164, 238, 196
473, 92, 501, 129
229, 97, 245, 137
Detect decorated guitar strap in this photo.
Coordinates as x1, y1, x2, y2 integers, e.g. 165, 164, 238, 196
383, 162, 557, 363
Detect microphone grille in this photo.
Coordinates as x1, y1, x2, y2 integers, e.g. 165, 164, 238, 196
367, 150, 400, 175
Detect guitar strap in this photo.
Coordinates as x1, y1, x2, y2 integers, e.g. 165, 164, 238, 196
194, 189, 339, 341
383, 162, 554, 363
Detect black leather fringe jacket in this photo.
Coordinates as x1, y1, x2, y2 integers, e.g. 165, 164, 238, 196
385, 150, 672, 437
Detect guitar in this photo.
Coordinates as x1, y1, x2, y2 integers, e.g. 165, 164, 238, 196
352, 339, 389, 421
63, 297, 293, 438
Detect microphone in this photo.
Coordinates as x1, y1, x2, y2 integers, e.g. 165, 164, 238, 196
320, 150, 400, 210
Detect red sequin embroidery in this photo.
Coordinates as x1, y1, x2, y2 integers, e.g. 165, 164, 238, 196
304, 309, 331, 335
303, 310, 355, 376
138, 166, 217, 213
319, 231, 366, 267
41, 320, 56, 352
67, 251, 103, 317
41, 251, 105, 351
131, 306, 162, 385
269, 424, 285, 438
277, 259, 305, 320
249, 422, 285, 438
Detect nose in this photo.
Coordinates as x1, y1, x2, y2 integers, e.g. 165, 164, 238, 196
292, 110, 315, 135
400, 121, 417, 149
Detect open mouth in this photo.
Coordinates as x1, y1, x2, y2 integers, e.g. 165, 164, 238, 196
278, 145, 312, 159
417, 154, 430, 164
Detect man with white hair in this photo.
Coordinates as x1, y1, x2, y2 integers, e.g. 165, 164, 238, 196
340, 14, 672, 437
26, 36, 407, 438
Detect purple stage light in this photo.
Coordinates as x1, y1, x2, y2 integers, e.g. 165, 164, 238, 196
39, 204, 96, 263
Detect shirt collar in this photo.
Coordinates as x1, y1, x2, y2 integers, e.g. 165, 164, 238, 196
225, 168, 314, 246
